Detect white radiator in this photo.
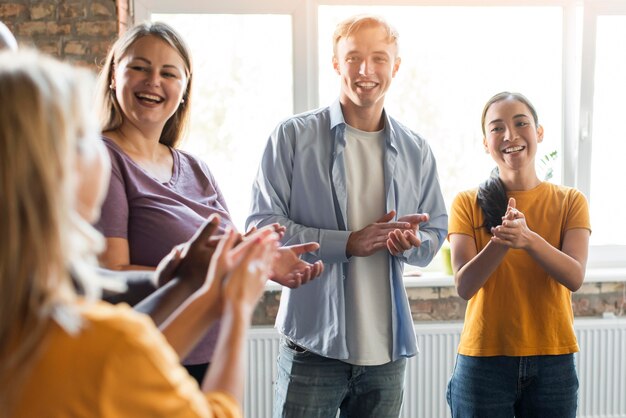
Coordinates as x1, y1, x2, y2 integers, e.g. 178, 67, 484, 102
245, 318, 626, 418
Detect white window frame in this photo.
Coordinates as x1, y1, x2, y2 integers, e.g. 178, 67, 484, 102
578, 0, 626, 268
134, 0, 624, 270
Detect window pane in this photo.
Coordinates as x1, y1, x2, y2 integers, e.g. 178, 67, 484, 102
589, 15, 626, 245
152, 14, 293, 231
319, 6, 563, 209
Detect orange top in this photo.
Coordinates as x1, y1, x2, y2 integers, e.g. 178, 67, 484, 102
12, 301, 241, 418
449, 182, 590, 356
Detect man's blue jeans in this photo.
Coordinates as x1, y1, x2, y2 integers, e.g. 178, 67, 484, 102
273, 339, 406, 418
446, 353, 578, 417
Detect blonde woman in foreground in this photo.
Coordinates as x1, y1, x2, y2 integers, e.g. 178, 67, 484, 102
0, 50, 277, 418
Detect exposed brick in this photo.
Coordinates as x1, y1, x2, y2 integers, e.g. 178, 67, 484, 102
65, 57, 99, 71
33, 39, 61, 56
47, 22, 72, 36
76, 21, 117, 37
90, 39, 114, 57
0, 3, 27, 19
16, 21, 47, 37
58, 2, 86, 20
18, 21, 70, 38
63, 40, 87, 55
91, 2, 114, 18
30, 3, 56, 21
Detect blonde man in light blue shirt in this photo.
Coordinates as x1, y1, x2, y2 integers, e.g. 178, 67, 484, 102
247, 14, 448, 418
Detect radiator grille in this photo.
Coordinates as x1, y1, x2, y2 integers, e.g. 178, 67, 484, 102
245, 319, 626, 418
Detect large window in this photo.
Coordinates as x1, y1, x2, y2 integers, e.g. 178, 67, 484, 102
578, 0, 626, 265
584, 10, 626, 246
137, 0, 624, 267
151, 13, 293, 230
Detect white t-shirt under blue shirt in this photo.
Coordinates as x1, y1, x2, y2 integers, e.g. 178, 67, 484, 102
344, 125, 392, 365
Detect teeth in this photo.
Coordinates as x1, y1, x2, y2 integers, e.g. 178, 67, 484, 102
503, 146, 524, 154
136, 93, 163, 102
356, 82, 376, 88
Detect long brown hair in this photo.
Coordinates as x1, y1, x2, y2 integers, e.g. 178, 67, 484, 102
96, 21, 193, 148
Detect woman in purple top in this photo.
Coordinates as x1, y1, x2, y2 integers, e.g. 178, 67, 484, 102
94, 22, 323, 383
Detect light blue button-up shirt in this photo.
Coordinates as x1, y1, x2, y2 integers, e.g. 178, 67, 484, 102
246, 100, 448, 361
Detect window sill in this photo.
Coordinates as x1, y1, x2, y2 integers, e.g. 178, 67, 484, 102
265, 267, 626, 291
403, 267, 626, 288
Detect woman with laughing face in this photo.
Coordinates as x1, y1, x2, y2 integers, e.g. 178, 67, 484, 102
446, 92, 591, 417
95, 22, 322, 385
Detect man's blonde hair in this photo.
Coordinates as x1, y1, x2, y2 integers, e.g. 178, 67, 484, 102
332, 14, 400, 57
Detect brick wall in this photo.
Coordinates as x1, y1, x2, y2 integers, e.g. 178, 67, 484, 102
251, 282, 626, 326
0, 0, 132, 69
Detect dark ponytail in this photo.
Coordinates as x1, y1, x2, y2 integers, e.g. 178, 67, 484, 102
477, 167, 508, 232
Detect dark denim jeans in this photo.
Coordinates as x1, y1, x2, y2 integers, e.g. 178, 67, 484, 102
273, 339, 406, 418
447, 354, 578, 418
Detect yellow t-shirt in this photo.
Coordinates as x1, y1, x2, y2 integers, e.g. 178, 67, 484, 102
12, 301, 241, 418
449, 182, 590, 357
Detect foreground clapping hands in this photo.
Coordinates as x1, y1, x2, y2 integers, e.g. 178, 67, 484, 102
155, 217, 323, 290
211, 226, 279, 314
154, 215, 222, 288
245, 223, 323, 288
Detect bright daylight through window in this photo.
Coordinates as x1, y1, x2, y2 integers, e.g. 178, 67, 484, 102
153, 13, 293, 231
151, 2, 625, 264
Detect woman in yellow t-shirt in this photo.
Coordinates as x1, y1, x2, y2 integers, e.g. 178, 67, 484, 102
0, 50, 278, 418
446, 92, 591, 417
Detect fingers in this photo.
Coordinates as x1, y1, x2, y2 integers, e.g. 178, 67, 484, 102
386, 229, 422, 255
399, 213, 429, 225
273, 224, 287, 238
213, 228, 238, 270
155, 245, 184, 287
241, 234, 277, 284
382, 222, 413, 230
286, 242, 320, 255
376, 210, 396, 223
387, 238, 401, 255
405, 230, 422, 247
391, 229, 411, 250
231, 228, 274, 261
312, 261, 324, 278
189, 214, 221, 249
508, 197, 516, 209
249, 223, 286, 238
244, 225, 257, 237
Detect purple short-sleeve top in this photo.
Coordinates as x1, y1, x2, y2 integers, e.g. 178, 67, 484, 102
95, 136, 232, 365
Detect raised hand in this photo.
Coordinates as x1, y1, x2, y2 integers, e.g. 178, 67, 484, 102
155, 214, 222, 288
270, 243, 324, 288
346, 211, 412, 257
386, 213, 429, 255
